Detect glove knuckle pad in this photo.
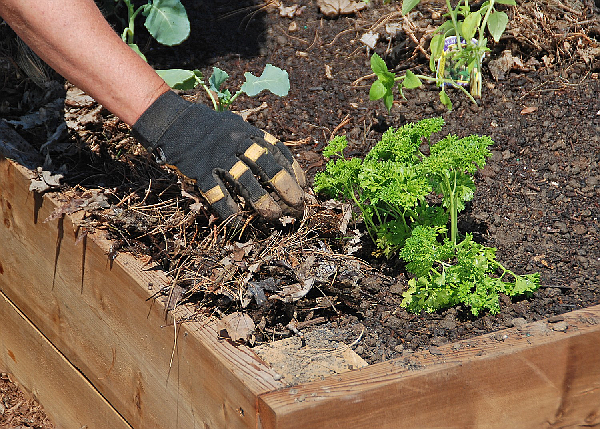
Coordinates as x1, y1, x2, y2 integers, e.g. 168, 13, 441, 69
228, 160, 250, 180
270, 170, 304, 207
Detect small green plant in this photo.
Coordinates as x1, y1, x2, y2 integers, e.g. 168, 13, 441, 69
109, 0, 199, 89
203, 64, 290, 111
157, 65, 290, 110
108, 1, 289, 101
314, 117, 540, 315
115, 0, 190, 58
370, 0, 515, 110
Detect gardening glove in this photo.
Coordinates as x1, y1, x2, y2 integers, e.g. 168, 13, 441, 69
132, 90, 306, 221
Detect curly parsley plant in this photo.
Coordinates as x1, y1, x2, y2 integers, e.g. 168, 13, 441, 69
314, 117, 540, 316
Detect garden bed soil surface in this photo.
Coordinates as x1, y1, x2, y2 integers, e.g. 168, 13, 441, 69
1, 0, 599, 375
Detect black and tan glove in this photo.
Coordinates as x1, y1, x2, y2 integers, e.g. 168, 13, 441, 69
132, 91, 305, 221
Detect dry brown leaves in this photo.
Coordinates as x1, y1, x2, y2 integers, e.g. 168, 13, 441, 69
316, 0, 367, 17
507, 1, 599, 64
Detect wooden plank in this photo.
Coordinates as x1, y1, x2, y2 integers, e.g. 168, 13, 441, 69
258, 306, 600, 428
0, 133, 284, 429
0, 289, 131, 429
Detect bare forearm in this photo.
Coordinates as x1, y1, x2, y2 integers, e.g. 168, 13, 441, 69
0, 0, 169, 125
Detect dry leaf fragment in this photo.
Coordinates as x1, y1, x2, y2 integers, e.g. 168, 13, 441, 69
385, 23, 403, 37
272, 278, 315, 302
43, 190, 109, 223
338, 203, 353, 234
317, 0, 367, 17
236, 102, 268, 121
279, 4, 306, 18
29, 167, 64, 193
488, 50, 527, 81
577, 45, 600, 65
64, 86, 95, 108
247, 278, 279, 307
6, 98, 64, 130
520, 106, 538, 115
360, 32, 379, 49
325, 64, 334, 80
218, 312, 255, 343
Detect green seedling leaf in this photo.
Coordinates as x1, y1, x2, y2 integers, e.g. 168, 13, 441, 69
495, 0, 516, 5
402, 0, 421, 15
384, 91, 394, 111
370, 53, 395, 84
403, 70, 422, 89
437, 20, 455, 36
370, 53, 396, 110
430, 34, 445, 60
322, 135, 348, 159
429, 33, 445, 71
240, 64, 290, 97
461, 11, 481, 42
143, 0, 190, 46
209, 67, 229, 93
370, 80, 387, 100
511, 273, 541, 295
440, 90, 452, 110
156, 68, 201, 90
128, 43, 147, 61
487, 11, 508, 42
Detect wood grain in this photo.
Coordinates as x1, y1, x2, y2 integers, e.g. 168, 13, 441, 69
0, 142, 284, 428
258, 307, 600, 429
0, 289, 131, 429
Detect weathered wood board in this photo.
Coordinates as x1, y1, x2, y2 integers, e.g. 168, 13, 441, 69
1, 123, 600, 429
258, 307, 600, 429
0, 289, 131, 429
0, 124, 284, 429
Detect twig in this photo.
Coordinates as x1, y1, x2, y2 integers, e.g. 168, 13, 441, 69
402, 15, 430, 59
307, 27, 321, 51
352, 72, 376, 86
330, 114, 351, 140
348, 328, 365, 348
169, 315, 178, 369
276, 24, 310, 45
296, 316, 327, 330
327, 26, 359, 46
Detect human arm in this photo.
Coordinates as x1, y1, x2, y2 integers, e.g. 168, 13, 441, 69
0, 0, 168, 125
0, 0, 306, 220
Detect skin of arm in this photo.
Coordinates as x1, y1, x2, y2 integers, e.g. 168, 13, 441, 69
0, 0, 170, 125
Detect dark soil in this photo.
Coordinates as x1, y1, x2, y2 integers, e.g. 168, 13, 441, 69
1, 0, 599, 371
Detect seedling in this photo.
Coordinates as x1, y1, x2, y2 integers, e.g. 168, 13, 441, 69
114, 0, 190, 58
156, 65, 290, 110
370, 0, 515, 110
107, 1, 289, 100
314, 117, 539, 315
201, 64, 291, 111
108, 0, 200, 89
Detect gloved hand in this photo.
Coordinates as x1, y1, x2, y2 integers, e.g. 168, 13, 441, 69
132, 91, 306, 221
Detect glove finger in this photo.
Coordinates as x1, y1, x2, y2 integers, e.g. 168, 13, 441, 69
262, 132, 306, 188
197, 173, 240, 221
225, 160, 283, 220
239, 138, 304, 210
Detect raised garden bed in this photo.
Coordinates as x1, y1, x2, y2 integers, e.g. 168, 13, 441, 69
2, 119, 600, 429
1, 0, 600, 427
